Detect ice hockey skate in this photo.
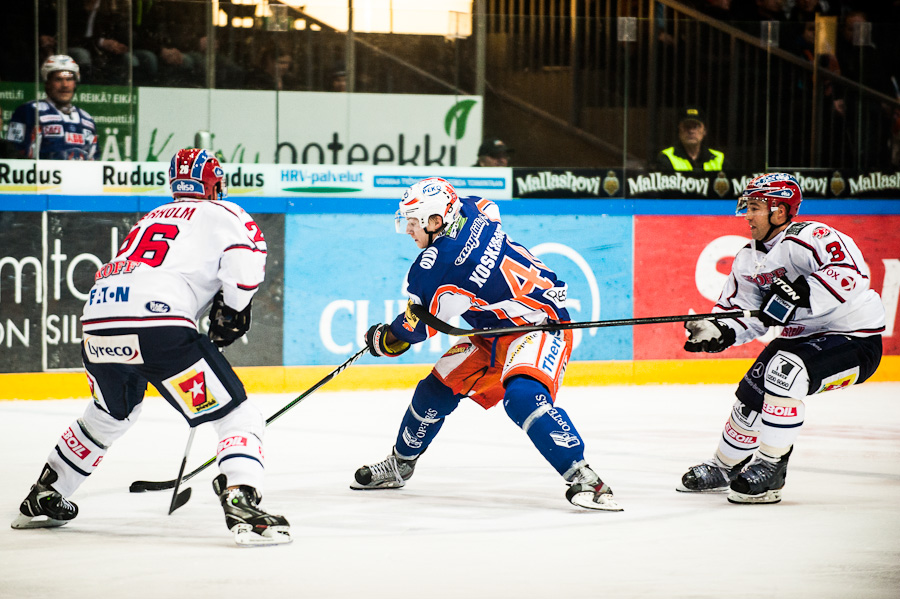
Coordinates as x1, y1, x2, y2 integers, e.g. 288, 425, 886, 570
351, 448, 418, 490
728, 447, 792, 504
11, 463, 79, 529
212, 474, 291, 547
676, 455, 752, 493
565, 465, 623, 511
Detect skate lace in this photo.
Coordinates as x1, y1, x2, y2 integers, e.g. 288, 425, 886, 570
368, 457, 401, 483
36, 488, 76, 516
55, 496, 77, 513
569, 466, 600, 486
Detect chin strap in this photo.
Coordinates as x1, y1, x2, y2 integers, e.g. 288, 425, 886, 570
762, 213, 791, 242
424, 223, 447, 247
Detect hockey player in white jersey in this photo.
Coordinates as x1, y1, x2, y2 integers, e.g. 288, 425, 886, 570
10, 148, 290, 546
678, 173, 884, 504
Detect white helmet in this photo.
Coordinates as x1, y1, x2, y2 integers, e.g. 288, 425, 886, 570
41, 55, 80, 82
395, 177, 460, 234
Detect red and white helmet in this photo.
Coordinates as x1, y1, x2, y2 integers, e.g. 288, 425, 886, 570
737, 173, 802, 218
168, 148, 227, 200
395, 177, 460, 233
41, 54, 80, 82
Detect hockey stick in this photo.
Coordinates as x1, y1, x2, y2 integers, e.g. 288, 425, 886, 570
409, 303, 758, 337
129, 347, 368, 493
167, 427, 197, 514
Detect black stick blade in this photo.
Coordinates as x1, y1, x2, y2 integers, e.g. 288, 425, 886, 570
168, 487, 192, 514
130, 479, 176, 492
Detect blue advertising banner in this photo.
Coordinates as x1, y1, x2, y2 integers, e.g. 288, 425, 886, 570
282, 211, 633, 366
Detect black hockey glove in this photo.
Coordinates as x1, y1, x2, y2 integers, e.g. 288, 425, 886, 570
208, 291, 252, 347
684, 319, 736, 353
365, 323, 410, 358
759, 276, 811, 327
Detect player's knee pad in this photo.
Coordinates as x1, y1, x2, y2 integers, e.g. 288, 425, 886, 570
410, 374, 461, 419
213, 402, 265, 490
716, 400, 761, 466
503, 376, 586, 476
763, 350, 810, 398
503, 376, 554, 429
759, 393, 805, 457
396, 375, 460, 458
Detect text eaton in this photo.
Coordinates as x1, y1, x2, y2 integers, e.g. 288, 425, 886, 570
88, 286, 130, 305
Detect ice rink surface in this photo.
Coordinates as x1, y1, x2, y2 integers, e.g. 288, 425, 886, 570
2, 381, 899, 599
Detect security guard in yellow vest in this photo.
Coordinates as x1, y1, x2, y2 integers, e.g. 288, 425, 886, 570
655, 107, 727, 172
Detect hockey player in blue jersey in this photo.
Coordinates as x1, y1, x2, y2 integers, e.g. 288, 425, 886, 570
352, 177, 622, 511
6, 55, 98, 160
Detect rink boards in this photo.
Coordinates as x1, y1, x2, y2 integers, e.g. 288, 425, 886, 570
0, 193, 898, 398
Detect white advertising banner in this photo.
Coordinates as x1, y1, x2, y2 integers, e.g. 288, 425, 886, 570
0, 159, 513, 199
136, 88, 483, 167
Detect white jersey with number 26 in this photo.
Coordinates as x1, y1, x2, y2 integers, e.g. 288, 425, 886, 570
82, 199, 266, 333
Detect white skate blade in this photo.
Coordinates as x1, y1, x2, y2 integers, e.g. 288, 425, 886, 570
10, 513, 70, 529
727, 489, 783, 504
568, 491, 624, 512
232, 524, 292, 547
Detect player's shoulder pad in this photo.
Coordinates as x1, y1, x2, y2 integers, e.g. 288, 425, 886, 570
784, 221, 812, 237
78, 108, 95, 123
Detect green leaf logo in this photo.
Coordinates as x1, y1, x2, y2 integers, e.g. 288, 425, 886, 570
444, 100, 477, 141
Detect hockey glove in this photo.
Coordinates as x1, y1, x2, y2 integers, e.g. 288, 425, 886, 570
365, 323, 410, 358
208, 291, 252, 347
684, 319, 736, 353
759, 276, 811, 327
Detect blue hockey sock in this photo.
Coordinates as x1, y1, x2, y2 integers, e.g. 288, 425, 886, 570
503, 376, 587, 476
394, 374, 460, 459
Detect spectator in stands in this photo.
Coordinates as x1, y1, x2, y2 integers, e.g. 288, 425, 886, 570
5, 55, 98, 160
473, 138, 513, 167
654, 107, 728, 172
834, 8, 894, 168
789, 0, 839, 23
330, 68, 348, 92
246, 44, 301, 91
189, 36, 246, 89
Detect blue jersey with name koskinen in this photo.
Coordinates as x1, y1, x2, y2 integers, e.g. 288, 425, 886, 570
6, 99, 97, 160
390, 196, 570, 344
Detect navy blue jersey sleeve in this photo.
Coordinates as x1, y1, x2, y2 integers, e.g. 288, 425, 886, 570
386, 196, 570, 342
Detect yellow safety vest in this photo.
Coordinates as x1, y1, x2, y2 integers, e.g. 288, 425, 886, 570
661, 147, 724, 171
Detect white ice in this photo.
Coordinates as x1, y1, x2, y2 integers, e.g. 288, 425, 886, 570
2, 382, 899, 599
